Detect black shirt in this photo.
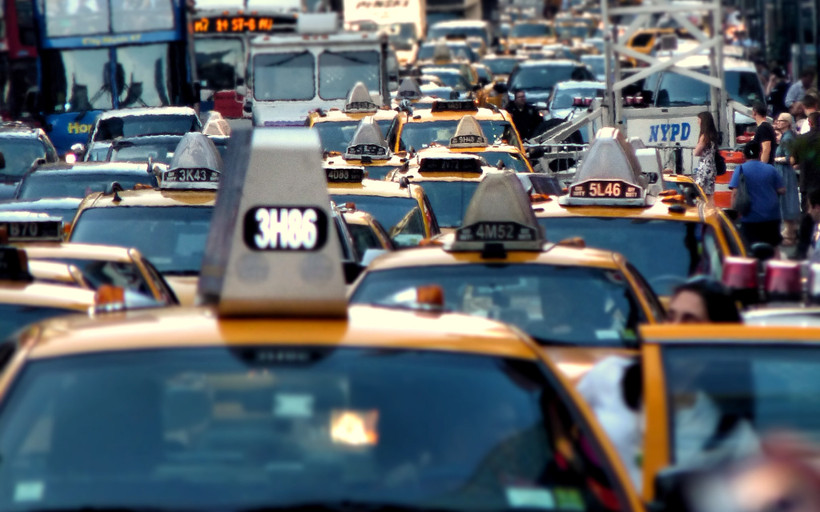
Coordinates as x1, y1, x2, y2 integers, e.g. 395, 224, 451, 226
753, 121, 777, 165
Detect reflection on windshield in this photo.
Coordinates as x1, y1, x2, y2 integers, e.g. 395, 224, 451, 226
318, 51, 380, 100
663, 346, 820, 467
313, 119, 393, 153
45, 0, 174, 37
538, 217, 721, 295
116, 44, 172, 107
352, 265, 642, 346
253, 52, 315, 101
111, 0, 174, 33
331, 194, 425, 246
110, 141, 179, 164
398, 120, 520, 151
70, 206, 213, 273
0, 347, 624, 511
483, 59, 519, 76
510, 65, 587, 91
418, 181, 480, 228
0, 140, 47, 178
16, 172, 157, 200
196, 38, 244, 91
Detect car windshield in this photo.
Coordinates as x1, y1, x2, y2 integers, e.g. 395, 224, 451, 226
550, 86, 604, 109
0, 346, 625, 511
662, 345, 820, 467
94, 114, 199, 141
424, 71, 468, 91
398, 120, 520, 151
196, 37, 244, 91
0, 304, 80, 341
69, 206, 213, 274
510, 65, 588, 92
318, 50, 380, 100
351, 265, 643, 347
253, 51, 315, 101
511, 24, 555, 37
16, 172, 157, 200
109, 140, 179, 164
331, 194, 426, 247
313, 119, 393, 154
482, 58, 520, 76
417, 181, 480, 228
655, 72, 710, 106
537, 217, 723, 296
0, 139, 47, 178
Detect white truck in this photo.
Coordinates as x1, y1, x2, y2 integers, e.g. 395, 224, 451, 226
342, 0, 426, 68
247, 13, 391, 127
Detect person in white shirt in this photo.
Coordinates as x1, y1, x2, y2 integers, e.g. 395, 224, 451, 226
785, 68, 815, 109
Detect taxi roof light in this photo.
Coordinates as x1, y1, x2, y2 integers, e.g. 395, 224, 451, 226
344, 117, 389, 162
161, 133, 224, 191
722, 256, 760, 306
197, 127, 346, 318
430, 99, 478, 113
343, 82, 378, 113
559, 127, 651, 207
397, 78, 423, 101
450, 171, 545, 254
764, 260, 802, 303
449, 115, 488, 149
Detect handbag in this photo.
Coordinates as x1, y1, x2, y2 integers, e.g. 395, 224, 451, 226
714, 146, 726, 176
732, 165, 752, 215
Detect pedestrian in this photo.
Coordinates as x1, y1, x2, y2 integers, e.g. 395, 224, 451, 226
785, 67, 815, 109
505, 89, 541, 141
751, 101, 776, 164
791, 111, 820, 213
792, 100, 808, 132
773, 112, 800, 245
730, 141, 785, 248
766, 66, 791, 118
693, 111, 719, 198
805, 188, 820, 262
798, 94, 818, 134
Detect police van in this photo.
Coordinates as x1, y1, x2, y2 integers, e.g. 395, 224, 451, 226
247, 13, 391, 127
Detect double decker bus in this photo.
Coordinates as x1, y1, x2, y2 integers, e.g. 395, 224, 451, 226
31, 0, 198, 155
192, 0, 299, 118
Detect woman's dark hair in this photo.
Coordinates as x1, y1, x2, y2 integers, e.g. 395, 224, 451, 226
743, 140, 761, 160
671, 276, 741, 322
697, 111, 718, 147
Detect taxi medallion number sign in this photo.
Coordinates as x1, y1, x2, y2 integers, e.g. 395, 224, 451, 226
346, 144, 387, 157
325, 168, 364, 183
450, 134, 486, 145
456, 222, 537, 242
244, 206, 329, 251
569, 180, 640, 199
1, 221, 61, 241
164, 168, 220, 183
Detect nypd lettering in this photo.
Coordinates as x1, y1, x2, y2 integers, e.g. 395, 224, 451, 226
648, 122, 691, 143
244, 206, 329, 251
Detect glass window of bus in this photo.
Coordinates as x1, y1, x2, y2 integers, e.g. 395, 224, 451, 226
40, 48, 114, 113
111, 0, 174, 33
45, 0, 110, 37
196, 38, 244, 92
253, 52, 314, 101
115, 44, 171, 108
318, 51, 380, 101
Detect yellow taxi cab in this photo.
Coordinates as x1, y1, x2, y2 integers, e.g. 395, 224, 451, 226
327, 116, 408, 181
386, 148, 502, 231
0, 127, 645, 512
0, 211, 178, 305
350, 171, 665, 383
340, 208, 394, 256
323, 163, 440, 247
505, 19, 558, 54
386, 98, 525, 154
308, 82, 400, 154
67, 133, 220, 306
633, 323, 820, 503
444, 114, 533, 173
661, 173, 707, 202
532, 127, 746, 301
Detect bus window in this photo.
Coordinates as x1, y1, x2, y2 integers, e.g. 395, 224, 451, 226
111, 0, 174, 33
116, 44, 171, 107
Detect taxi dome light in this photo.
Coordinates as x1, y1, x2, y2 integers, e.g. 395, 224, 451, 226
344, 117, 389, 162
764, 260, 802, 303
397, 78, 423, 101
197, 127, 346, 318
343, 82, 378, 113
722, 256, 760, 306
162, 133, 223, 191
449, 115, 488, 148
451, 171, 544, 254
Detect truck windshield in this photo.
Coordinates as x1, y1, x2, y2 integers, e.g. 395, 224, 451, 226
196, 37, 244, 91
318, 50, 380, 100
253, 51, 315, 101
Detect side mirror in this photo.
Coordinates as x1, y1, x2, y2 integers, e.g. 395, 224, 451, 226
751, 242, 776, 261
243, 101, 253, 114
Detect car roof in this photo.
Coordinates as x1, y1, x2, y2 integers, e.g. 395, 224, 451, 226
0, 281, 97, 310
533, 196, 709, 223
22, 242, 139, 263
97, 106, 199, 120
327, 177, 425, 198
516, 59, 586, 68
19, 304, 540, 361
29, 162, 154, 174
553, 80, 606, 89
76, 188, 216, 209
